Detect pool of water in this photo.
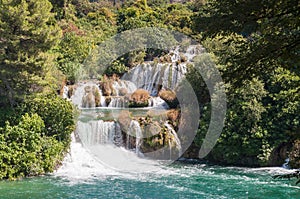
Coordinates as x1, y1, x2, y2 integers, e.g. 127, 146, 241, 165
0, 163, 299, 199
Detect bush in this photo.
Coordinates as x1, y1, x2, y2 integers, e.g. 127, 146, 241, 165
0, 95, 75, 180
0, 114, 65, 180
21, 95, 75, 145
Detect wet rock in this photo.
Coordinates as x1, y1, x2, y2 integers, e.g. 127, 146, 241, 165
289, 140, 300, 168
119, 88, 128, 96
82, 89, 95, 108
117, 110, 132, 132
81, 85, 101, 108
159, 89, 179, 108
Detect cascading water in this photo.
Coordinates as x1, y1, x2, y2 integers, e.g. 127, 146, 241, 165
57, 45, 202, 175
165, 122, 182, 157
282, 158, 290, 169
108, 97, 127, 108
121, 63, 186, 96
62, 85, 69, 99
99, 89, 107, 107
121, 45, 203, 96
128, 120, 143, 155
148, 97, 169, 109
112, 80, 137, 95
76, 120, 122, 146
71, 82, 102, 108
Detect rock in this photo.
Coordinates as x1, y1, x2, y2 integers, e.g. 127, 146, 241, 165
159, 89, 179, 108
143, 122, 161, 137
82, 91, 95, 108
119, 88, 128, 96
268, 142, 292, 166
105, 96, 112, 105
100, 80, 116, 96
92, 86, 101, 107
167, 109, 180, 123
117, 110, 132, 132
180, 53, 187, 62
67, 85, 76, 98
101, 81, 112, 96
81, 85, 101, 108
289, 139, 300, 168
129, 89, 150, 107
167, 109, 181, 130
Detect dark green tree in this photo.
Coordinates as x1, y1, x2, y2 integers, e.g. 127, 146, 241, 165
194, 0, 300, 83
0, 0, 61, 106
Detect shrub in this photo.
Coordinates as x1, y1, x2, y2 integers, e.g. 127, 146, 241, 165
21, 95, 75, 145
0, 114, 65, 180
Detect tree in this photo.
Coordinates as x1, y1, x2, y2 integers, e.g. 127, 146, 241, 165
0, 0, 61, 107
194, 0, 300, 84
192, 0, 300, 167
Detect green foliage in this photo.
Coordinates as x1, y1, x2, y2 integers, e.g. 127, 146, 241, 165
191, 0, 300, 167
0, 113, 65, 180
0, 95, 75, 180
196, 78, 270, 166
105, 59, 129, 76
117, 5, 157, 32
55, 5, 117, 82
21, 95, 75, 145
263, 68, 300, 144
55, 30, 91, 82
184, 54, 212, 105
57, 31, 91, 64
194, 0, 300, 83
0, 0, 62, 106
0, 0, 298, 178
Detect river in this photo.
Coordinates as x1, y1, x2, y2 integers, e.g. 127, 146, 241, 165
0, 163, 299, 199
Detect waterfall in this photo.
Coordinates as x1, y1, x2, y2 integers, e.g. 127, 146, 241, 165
55, 133, 118, 180
71, 82, 103, 108
120, 45, 204, 96
62, 85, 69, 99
108, 97, 126, 108
184, 45, 205, 61
165, 122, 182, 156
282, 158, 290, 169
61, 45, 201, 174
112, 80, 137, 95
71, 82, 88, 108
128, 120, 143, 155
122, 63, 187, 96
99, 89, 107, 107
76, 120, 122, 146
108, 96, 169, 109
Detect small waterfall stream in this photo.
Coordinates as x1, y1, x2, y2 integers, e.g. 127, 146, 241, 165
76, 120, 122, 146
165, 122, 182, 156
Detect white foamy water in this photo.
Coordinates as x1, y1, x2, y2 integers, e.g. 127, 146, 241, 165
54, 134, 119, 181
54, 133, 168, 183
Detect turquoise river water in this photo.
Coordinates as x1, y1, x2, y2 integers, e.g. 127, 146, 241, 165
0, 163, 299, 199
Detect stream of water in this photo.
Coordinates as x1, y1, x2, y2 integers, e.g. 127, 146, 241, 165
0, 163, 299, 199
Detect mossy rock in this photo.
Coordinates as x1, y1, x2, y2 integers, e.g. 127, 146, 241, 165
129, 89, 150, 108
289, 140, 300, 168
158, 89, 179, 108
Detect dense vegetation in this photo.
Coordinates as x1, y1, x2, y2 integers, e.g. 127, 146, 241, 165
192, 0, 299, 167
0, 0, 299, 179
